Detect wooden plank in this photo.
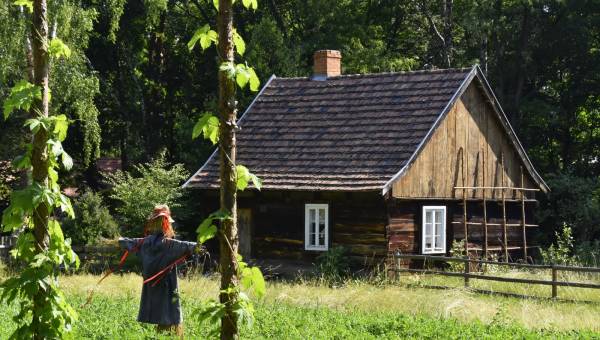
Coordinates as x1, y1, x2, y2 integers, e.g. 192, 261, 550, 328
482, 152, 488, 259
501, 152, 508, 262
462, 147, 468, 254
391, 83, 542, 200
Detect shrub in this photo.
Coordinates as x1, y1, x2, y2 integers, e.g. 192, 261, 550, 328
540, 224, 574, 265
448, 239, 466, 272
105, 152, 189, 236
62, 191, 119, 246
316, 246, 349, 283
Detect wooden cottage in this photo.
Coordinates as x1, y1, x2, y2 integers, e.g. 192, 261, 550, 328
184, 50, 549, 267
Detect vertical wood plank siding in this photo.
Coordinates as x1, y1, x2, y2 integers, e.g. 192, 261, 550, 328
392, 82, 537, 199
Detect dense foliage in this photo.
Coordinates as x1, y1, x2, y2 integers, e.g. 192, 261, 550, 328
0, 1, 599, 249
105, 152, 188, 236
62, 191, 119, 246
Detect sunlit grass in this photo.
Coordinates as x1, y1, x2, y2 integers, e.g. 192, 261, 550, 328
55, 270, 600, 333
1, 269, 599, 338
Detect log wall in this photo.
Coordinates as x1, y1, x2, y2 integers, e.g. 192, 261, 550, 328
198, 190, 388, 265
387, 199, 537, 259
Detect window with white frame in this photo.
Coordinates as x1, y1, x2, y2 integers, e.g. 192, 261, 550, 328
305, 204, 329, 251
422, 206, 446, 254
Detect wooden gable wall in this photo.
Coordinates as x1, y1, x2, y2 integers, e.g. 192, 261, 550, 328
392, 82, 537, 200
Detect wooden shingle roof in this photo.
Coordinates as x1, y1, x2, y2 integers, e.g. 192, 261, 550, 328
185, 67, 475, 191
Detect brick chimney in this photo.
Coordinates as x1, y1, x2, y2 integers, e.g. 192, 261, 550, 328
312, 50, 342, 80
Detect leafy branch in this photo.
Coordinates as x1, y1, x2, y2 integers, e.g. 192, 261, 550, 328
0, 25, 79, 338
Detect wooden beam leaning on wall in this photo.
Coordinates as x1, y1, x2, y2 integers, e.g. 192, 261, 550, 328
500, 152, 508, 263
461, 148, 468, 255
520, 166, 528, 262
482, 151, 488, 260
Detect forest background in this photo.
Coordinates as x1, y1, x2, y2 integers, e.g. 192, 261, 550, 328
1, 0, 599, 250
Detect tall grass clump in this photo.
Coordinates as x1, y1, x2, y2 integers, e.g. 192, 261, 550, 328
316, 246, 350, 284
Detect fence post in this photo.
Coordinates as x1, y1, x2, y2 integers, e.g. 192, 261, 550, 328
464, 256, 470, 288
395, 255, 400, 281
551, 264, 558, 299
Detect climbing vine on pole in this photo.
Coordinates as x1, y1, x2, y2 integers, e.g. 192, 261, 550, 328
1, 0, 79, 338
189, 0, 265, 338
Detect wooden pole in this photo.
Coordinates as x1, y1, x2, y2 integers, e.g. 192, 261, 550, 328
501, 152, 508, 262
551, 264, 558, 298
482, 151, 488, 260
520, 166, 528, 262
217, 1, 241, 338
31, 0, 52, 336
462, 149, 468, 255
464, 256, 470, 288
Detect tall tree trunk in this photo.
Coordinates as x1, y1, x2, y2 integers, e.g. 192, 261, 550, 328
30, 0, 50, 337
442, 0, 453, 67
217, 0, 239, 339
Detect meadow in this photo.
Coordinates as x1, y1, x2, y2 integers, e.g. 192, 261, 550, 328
1, 269, 599, 339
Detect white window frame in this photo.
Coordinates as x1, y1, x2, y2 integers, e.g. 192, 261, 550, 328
421, 206, 447, 254
304, 204, 329, 251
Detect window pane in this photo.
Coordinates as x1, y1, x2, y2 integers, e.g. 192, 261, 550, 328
425, 236, 433, 249
435, 210, 442, 224
318, 208, 326, 246
309, 209, 316, 246
426, 211, 433, 224
425, 222, 433, 238
435, 234, 443, 250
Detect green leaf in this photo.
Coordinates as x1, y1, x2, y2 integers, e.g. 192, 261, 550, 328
201, 30, 218, 50
13, 0, 32, 12
48, 140, 64, 157
197, 221, 217, 245
248, 67, 260, 92
61, 152, 73, 171
192, 113, 220, 145
2, 206, 25, 232
236, 164, 261, 191
250, 266, 266, 297
188, 25, 217, 51
219, 62, 236, 79
212, 0, 218, 10
58, 194, 75, 218
3, 80, 41, 120
241, 0, 257, 10
236, 164, 251, 190
12, 153, 31, 170
235, 65, 250, 89
53, 114, 69, 141
233, 30, 246, 55
249, 172, 262, 190
48, 38, 71, 59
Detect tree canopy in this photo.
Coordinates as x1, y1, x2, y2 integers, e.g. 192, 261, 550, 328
2, 0, 600, 242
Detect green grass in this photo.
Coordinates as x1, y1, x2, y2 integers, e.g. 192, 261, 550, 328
0, 272, 599, 339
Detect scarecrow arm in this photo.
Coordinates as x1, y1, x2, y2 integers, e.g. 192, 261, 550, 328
118, 237, 144, 252
163, 239, 197, 259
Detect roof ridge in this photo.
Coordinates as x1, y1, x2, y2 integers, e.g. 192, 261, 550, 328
277, 66, 474, 81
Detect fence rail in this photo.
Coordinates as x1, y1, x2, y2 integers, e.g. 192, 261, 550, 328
394, 254, 600, 299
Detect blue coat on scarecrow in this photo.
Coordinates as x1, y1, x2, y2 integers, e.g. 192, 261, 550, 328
119, 205, 197, 327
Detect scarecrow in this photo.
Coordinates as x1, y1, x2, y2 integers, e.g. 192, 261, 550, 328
118, 204, 199, 337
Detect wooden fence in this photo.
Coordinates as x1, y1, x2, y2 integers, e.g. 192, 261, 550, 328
0, 235, 16, 261
394, 254, 600, 299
